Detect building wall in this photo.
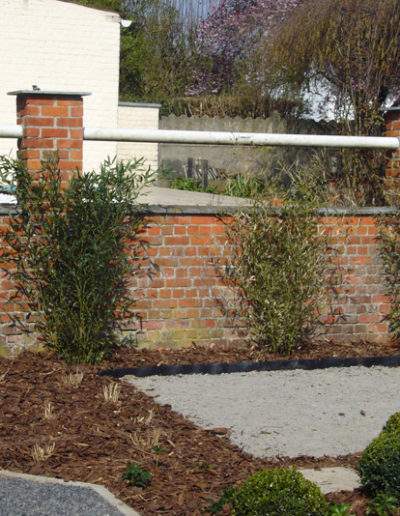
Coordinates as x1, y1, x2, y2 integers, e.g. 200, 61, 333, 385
117, 103, 160, 171
0, 0, 120, 170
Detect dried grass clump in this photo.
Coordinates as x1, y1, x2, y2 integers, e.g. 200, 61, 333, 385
103, 382, 121, 404
31, 441, 55, 463
130, 427, 166, 450
62, 371, 84, 387
44, 401, 55, 420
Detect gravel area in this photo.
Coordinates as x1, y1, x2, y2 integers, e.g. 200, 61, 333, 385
0, 473, 135, 516
124, 365, 400, 458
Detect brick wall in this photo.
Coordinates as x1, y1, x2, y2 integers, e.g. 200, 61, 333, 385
0, 206, 394, 355
15, 92, 86, 180
0, 91, 399, 355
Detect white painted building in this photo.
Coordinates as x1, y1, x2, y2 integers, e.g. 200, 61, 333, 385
0, 0, 160, 171
118, 102, 160, 171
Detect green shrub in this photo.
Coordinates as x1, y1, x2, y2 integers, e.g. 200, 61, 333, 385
0, 154, 153, 364
230, 468, 330, 515
381, 412, 400, 435
224, 169, 331, 354
357, 426, 400, 500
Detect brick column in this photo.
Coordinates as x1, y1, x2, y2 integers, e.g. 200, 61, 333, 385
384, 107, 400, 184
8, 90, 90, 184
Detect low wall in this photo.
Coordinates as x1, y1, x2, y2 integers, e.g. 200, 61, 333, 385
0, 201, 394, 356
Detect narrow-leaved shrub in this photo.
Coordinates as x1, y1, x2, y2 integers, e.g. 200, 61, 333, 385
0, 154, 153, 364
224, 170, 331, 354
378, 213, 400, 343
230, 468, 330, 515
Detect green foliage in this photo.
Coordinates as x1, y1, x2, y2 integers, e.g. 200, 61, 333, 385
378, 215, 400, 343
168, 175, 217, 194
357, 416, 400, 500
222, 174, 266, 199
122, 462, 151, 488
366, 493, 400, 515
266, 0, 400, 206
329, 503, 352, 515
0, 155, 152, 364
224, 169, 331, 354
230, 468, 330, 515
382, 412, 400, 435
71, 0, 196, 105
203, 487, 234, 514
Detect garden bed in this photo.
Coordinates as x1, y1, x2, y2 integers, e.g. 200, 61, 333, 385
0, 341, 398, 515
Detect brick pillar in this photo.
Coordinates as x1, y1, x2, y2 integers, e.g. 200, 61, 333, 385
8, 90, 90, 183
384, 107, 400, 184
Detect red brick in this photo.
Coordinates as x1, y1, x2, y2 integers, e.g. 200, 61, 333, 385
174, 226, 187, 235
25, 98, 55, 106
70, 107, 84, 117
70, 129, 84, 139
22, 149, 40, 159
24, 127, 40, 137
56, 118, 83, 127
25, 117, 54, 127
188, 226, 199, 235
165, 278, 190, 288
164, 236, 190, 246
41, 106, 69, 116
57, 99, 83, 106
179, 298, 202, 308
191, 236, 213, 246
21, 106, 40, 116
192, 216, 217, 224
70, 150, 83, 160
167, 216, 193, 225
41, 128, 69, 138
56, 139, 82, 149
58, 161, 82, 170
21, 138, 54, 149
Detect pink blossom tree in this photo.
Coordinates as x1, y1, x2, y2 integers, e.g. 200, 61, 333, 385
189, 0, 300, 95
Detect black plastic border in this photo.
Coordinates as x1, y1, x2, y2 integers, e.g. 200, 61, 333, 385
99, 354, 400, 378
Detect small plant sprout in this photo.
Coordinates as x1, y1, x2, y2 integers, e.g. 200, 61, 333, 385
31, 441, 55, 463
103, 382, 121, 404
44, 401, 55, 420
62, 370, 84, 387
122, 462, 151, 488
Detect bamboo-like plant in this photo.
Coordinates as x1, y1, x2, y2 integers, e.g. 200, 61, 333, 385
224, 169, 332, 355
0, 154, 153, 364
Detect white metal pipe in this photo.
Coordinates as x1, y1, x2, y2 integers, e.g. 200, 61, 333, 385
84, 127, 400, 150
0, 125, 22, 138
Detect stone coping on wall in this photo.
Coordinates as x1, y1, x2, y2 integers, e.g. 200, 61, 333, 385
0, 185, 397, 216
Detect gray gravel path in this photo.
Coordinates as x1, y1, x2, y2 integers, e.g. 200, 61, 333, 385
0, 471, 140, 516
124, 365, 400, 458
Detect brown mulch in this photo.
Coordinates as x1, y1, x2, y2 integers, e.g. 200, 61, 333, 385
0, 341, 399, 515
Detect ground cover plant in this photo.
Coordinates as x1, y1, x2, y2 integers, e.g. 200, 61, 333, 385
0, 155, 153, 364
